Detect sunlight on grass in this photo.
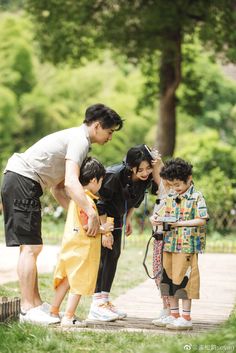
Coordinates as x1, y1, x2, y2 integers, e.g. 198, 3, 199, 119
0, 312, 235, 353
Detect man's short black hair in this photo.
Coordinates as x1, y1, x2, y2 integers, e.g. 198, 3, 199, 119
160, 158, 193, 183
83, 103, 123, 131
79, 157, 106, 186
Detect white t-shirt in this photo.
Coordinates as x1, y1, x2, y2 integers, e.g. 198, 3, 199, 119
5, 124, 91, 189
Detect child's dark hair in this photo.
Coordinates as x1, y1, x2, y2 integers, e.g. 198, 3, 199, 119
79, 157, 106, 186
125, 144, 153, 170
160, 158, 193, 183
84, 103, 123, 131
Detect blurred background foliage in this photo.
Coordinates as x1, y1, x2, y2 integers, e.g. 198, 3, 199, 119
0, 8, 236, 235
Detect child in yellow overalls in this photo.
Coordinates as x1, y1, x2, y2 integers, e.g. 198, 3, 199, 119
50, 157, 113, 327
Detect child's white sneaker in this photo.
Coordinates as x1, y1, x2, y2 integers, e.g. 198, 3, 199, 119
87, 303, 119, 322
152, 315, 176, 327
166, 316, 193, 330
151, 308, 170, 324
61, 316, 87, 328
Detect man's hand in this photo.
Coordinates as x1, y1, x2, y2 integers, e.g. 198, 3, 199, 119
86, 212, 100, 237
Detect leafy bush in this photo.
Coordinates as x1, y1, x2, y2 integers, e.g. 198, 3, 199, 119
177, 130, 236, 232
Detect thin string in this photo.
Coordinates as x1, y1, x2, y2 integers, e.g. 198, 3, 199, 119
122, 200, 128, 249
141, 191, 148, 233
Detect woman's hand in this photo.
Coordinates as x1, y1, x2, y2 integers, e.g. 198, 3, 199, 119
151, 149, 162, 166
126, 220, 133, 236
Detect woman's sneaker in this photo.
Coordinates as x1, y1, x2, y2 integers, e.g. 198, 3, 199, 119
87, 303, 119, 322
151, 308, 170, 324
166, 316, 193, 330
61, 316, 87, 328
106, 302, 127, 319
152, 315, 176, 327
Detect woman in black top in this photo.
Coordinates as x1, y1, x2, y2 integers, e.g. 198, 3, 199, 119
87, 144, 162, 322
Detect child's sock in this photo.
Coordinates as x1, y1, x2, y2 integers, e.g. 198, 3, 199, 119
101, 291, 109, 303
92, 292, 104, 306
182, 309, 191, 321
50, 305, 59, 316
170, 307, 180, 318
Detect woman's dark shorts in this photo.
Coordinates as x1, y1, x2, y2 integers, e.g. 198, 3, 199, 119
1, 171, 43, 247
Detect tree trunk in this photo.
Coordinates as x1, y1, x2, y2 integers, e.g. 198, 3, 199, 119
156, 31, 182, 157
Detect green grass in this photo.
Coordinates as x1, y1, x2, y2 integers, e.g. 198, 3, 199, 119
0, 241, 150, 319
0, 224, 236, 352
0, 312, 236, 353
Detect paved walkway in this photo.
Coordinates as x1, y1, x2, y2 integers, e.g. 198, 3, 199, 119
84, 253, 236, 334
0, 244, 236, 334
110, 253, 236, 333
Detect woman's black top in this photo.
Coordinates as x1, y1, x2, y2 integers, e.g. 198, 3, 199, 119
97, 163, 152, 220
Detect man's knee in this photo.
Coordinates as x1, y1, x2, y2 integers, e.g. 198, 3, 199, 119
20, 244, 43, 257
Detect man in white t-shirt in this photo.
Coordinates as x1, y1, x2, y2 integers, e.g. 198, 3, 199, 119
1, 103, 123, 324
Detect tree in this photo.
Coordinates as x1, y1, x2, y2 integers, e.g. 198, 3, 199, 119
0, 12, 154, 171
24, 0, 236, 156
177, 129, 236, 229
177, 37, 236, 146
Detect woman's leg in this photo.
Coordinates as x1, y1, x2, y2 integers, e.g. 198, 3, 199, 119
95, 228, 122, 293
89, 229, 123, 321
99, 228, 122, 293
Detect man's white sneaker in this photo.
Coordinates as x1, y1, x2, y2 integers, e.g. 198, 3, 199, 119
87, 304, 119, 322
20, 306, 60, 325
61, 316, 87, 328
166, 316, 193, 330
151, 308, 170, 324
40, 302, 64, 320
152, 315, 176, 327
40, 302, 51, 314
106, 302, 127, 319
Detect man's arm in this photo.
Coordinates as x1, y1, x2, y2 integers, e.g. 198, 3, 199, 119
64, 159, 99, 236
50, 181, 70, 210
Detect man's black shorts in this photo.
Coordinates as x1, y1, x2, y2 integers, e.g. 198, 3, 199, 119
1, 171, 43, 246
